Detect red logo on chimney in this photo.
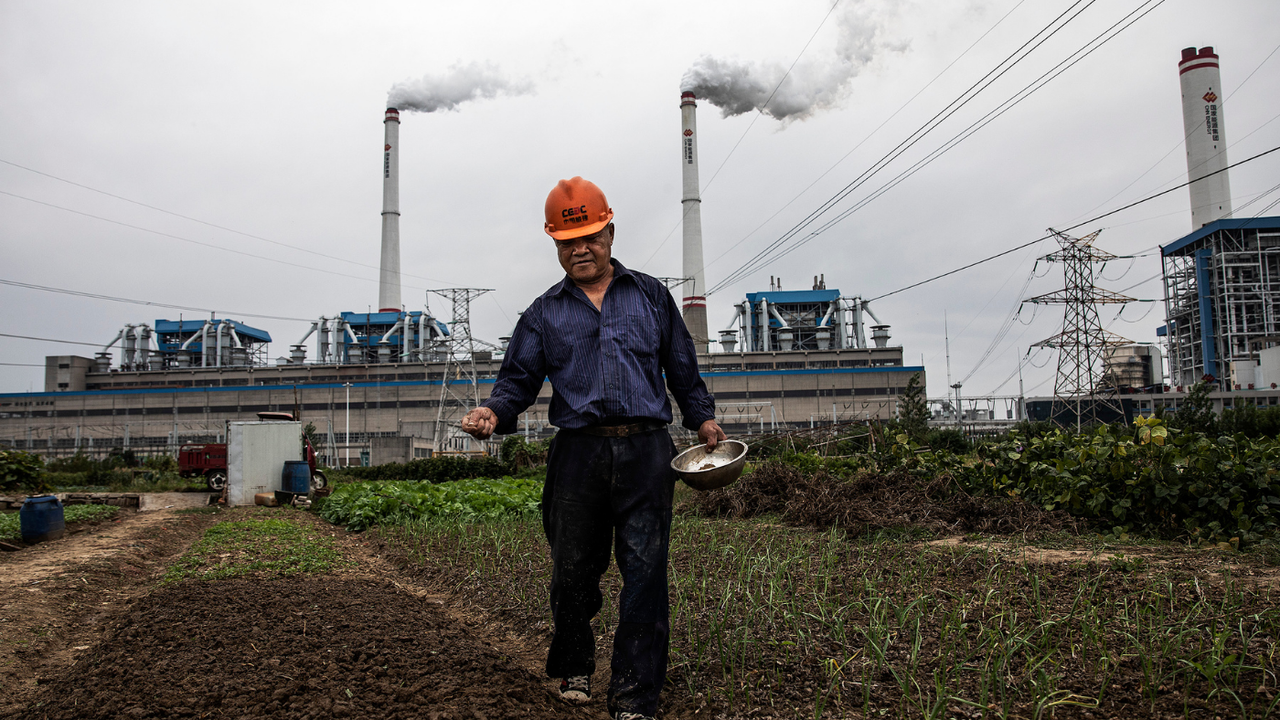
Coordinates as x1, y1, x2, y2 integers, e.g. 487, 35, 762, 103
1202, 91, 1217, 103
385, 144, 391, 151
684, 129, 693, 137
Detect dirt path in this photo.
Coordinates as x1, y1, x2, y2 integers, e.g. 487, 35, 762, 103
0, 506, 221, 716
0, 509, 608, 720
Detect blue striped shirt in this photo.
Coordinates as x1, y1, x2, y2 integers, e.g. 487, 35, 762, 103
482, 259, 716, 434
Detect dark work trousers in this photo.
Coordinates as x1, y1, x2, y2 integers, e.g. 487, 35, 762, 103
542, 426, 677, 717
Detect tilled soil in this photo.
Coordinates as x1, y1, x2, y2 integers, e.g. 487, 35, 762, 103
1, 508, 604, 720
0, 507, 222, 714
21, 576, 595, 720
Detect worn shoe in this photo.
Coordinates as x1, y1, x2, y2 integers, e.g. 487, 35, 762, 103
615, 713, 655, 720
559, 675, 590, 704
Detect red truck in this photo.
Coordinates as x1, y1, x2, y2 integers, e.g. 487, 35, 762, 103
178, 412, 327, 492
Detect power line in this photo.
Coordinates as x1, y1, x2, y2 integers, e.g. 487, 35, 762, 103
0, 189, 411, 288
1062, 38, 1280, 226
708, 0, 1105, 294
701, 0, 1031, 276
721, 0, 1168, 286
0, 278, 313, 322
0, 157, 454, 287
0, 332, 103, 347
867, 143, 1280, 302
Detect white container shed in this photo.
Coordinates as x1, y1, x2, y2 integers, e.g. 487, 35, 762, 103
226, 421, 302, 506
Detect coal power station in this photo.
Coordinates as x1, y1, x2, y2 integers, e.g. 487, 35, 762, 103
1, 102, 921, 465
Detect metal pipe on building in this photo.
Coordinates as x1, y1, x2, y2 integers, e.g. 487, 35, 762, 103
122, 325, 137, 369
679, 92, 709, 352
403, 314, 411, 361
215, 320, 224, 367
342, 320, 357, 364
180, 321, 210, 351
417, 312, 427, 361
380, 108, 402, 312
317, 317, 330, 364
136, 324, 153, 368
758, 298, 771, 352
771, 306, 793, 351
200, 321, 212, 367
718, 308, 741, 353
1178, 47, 1233, 228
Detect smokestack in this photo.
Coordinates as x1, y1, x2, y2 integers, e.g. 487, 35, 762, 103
1179, 47, 1233, 228
379, 107, 401, 312
680, 92, 709, 352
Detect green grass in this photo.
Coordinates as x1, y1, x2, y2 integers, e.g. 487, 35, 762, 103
162, 510, 352, 583
0, 504, 120, 543
380, 512, 1280, 718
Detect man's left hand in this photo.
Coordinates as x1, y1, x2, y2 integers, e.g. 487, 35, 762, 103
698, 419, 727, 450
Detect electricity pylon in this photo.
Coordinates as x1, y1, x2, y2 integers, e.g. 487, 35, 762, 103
1026, 229, 1134, 430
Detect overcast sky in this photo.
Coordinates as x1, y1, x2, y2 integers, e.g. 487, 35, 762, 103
2, 0, 1278, 403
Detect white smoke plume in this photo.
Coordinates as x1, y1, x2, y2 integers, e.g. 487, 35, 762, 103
388, 61, 532, 113
681, 1, 904, 122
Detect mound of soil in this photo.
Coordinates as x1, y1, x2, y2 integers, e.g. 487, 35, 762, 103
683, 460, 1081, 537
13, 576, 597, 720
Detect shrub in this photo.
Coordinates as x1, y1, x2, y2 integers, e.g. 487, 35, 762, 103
925, 427, 970, 454
338, 454, 511, 483
0, 449, 45, 493
962, 417, 1280, 545
499, 435, 550, 470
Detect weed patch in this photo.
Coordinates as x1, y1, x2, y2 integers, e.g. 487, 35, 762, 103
376, 512, 1280, 718
0, 504, 120, 543
163, 511, 351, 582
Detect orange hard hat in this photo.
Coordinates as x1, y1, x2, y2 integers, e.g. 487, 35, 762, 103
544, 177, 614, 240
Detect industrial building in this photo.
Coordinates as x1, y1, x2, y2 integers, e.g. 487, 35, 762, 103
0, 339, 918, 463
0, 95, 923, 463
1158, 47, 1280, 391
1161, 217, 1280, 389
1021, 47, 1280, 424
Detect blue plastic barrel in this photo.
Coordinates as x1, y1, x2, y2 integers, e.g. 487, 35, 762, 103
281, 460, 311, 495
20, 495, 65, 544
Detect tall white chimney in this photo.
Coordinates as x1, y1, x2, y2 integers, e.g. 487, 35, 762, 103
1179, 47, 1232, 229
680, 92, 709, 352
379, 107, 402, 312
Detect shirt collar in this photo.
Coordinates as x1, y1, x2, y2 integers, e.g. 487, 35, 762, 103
552, 258, 634, 297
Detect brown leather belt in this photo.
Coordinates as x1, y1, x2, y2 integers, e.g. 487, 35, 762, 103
573, 420, 667, 437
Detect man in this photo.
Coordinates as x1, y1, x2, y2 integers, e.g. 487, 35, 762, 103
460, 177, 725, 720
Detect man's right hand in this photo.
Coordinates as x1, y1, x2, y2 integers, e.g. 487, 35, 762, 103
461, 407, 498, 440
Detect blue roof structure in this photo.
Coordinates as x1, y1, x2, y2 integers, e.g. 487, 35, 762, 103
341, 310, 449, 338
154, 319, 271, 344
1161, 216, 1280, 256
744, 289, 841, 305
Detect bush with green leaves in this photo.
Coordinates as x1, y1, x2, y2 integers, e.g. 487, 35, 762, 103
336, 454, 510, 483
0, 449, 45, 493
963, 416, 1280, 544
499, 435, 550, 470
320, 476, 542, 531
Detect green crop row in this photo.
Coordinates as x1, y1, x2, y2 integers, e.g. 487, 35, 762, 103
319, 476, 541, 531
